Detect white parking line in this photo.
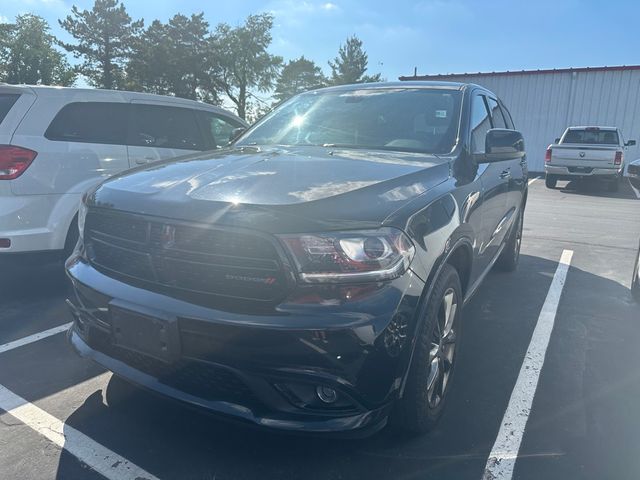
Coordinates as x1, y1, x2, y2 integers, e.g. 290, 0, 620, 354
528, 176, 539, 186
0, 322, 72, 355
0, 383, 158, 480
482, 249, 574, 480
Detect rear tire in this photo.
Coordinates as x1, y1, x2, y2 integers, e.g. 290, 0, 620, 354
392, 264, 462, 434
545, 174, 557, 189
494, 208, 523, 272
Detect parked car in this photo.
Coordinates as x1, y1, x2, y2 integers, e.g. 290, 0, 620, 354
66, 82, 528, 436
0, 85, 247, 261
545, 126, 635, 191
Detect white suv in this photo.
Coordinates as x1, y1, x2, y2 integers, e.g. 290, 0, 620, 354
0, 85, 247, 260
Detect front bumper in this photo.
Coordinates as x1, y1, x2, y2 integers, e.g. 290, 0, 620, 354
65, 257, 425, 435
545, 165, 622, 178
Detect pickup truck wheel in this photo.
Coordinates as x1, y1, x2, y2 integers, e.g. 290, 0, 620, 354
545, 175, 557, 189
392, 264, 462, 433
494, 208, 523, 272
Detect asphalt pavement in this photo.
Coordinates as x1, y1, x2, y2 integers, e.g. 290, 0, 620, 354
0, 176, 639, 480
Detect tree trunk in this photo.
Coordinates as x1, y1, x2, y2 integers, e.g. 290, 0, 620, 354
238, 83, 246, 120
103, 37, 112, 89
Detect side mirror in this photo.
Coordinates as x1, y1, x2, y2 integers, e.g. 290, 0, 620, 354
476, 129, 526, 163
555, 137, 561, 143
626, 140, 636, 146
229, 127, 247, 144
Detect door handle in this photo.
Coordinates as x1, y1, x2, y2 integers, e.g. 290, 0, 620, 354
135, 156, 155, 165
499, 169, 512, 180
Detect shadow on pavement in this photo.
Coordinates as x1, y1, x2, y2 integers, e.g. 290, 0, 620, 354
0, 257, 73, 344
555, 177, 638, 200
43, 254, 640, 480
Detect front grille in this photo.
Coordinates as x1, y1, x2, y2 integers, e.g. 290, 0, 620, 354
85, 209, 289, 306
88, 329, 260, 408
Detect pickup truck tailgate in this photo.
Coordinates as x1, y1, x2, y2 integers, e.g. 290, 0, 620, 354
550, 145, 618, 167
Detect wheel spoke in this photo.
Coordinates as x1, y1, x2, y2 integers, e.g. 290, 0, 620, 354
442, 290, 457, 337
426, 356, 440, 403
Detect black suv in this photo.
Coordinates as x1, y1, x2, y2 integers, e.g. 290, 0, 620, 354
66, 82, 528, 436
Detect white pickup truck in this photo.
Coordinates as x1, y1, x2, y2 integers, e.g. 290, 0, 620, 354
545, 126, 635, 191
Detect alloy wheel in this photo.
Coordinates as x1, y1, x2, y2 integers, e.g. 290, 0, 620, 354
426, 288, 458, 408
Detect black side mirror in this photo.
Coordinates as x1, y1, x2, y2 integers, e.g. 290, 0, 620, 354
555, 137, 561, 143
229, 127, 247, 144
626, 140, 636, 146
476, 129, 525, 163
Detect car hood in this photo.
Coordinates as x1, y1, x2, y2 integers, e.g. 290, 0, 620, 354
91, 146, 451, 232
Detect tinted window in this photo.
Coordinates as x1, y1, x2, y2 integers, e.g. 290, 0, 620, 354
0, 94, 20, 125
563, 128, 619, 145
45, 102, 128, 144
500, 103, 515, 129
237, 88, 462, 155
470, 94, 492, 154
129, 104, 204, 150
199, 112, 243, 148
487, 97, 507, 129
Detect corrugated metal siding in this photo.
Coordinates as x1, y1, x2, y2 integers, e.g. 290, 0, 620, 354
421, 69, 640, 172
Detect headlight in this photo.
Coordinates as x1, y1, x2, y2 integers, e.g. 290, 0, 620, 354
278, 227, 415, 283
77, 196, 88, 241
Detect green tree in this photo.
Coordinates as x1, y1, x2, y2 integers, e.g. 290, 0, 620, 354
209, 13, 282, 119
0, 14, 75, 86
328, 35, 382, 85
59, 0, 143, 89
273, 56, 327, 104
127, 13, 212, 101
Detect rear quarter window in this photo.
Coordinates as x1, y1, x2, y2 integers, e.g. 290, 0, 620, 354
0, 94, 21, 125
45, 102, 129, 145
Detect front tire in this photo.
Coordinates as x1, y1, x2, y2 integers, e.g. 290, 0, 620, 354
392, 264, 462, 433
545, 174, 557, 189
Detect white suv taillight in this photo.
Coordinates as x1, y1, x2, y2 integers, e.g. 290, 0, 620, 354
0, 145, 38, 180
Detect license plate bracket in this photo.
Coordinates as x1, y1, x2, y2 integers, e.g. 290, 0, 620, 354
109, 300, 180, 364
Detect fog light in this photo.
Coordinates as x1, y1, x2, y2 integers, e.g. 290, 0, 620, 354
316, 385, 337, 404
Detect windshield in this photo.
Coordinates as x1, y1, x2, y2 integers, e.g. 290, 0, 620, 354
563, 128, 619, 145
236, 88, 462, 154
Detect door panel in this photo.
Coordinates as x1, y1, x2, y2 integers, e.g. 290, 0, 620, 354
470, 93, 508, 267
488, 98, 525, 216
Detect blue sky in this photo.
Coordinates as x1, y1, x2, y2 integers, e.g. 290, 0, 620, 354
1, 0, 640, 81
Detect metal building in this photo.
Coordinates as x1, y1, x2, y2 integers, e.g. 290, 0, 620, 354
400, 65, 640, 172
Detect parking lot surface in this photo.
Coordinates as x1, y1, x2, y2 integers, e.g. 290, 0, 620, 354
1, 177, 639, 480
